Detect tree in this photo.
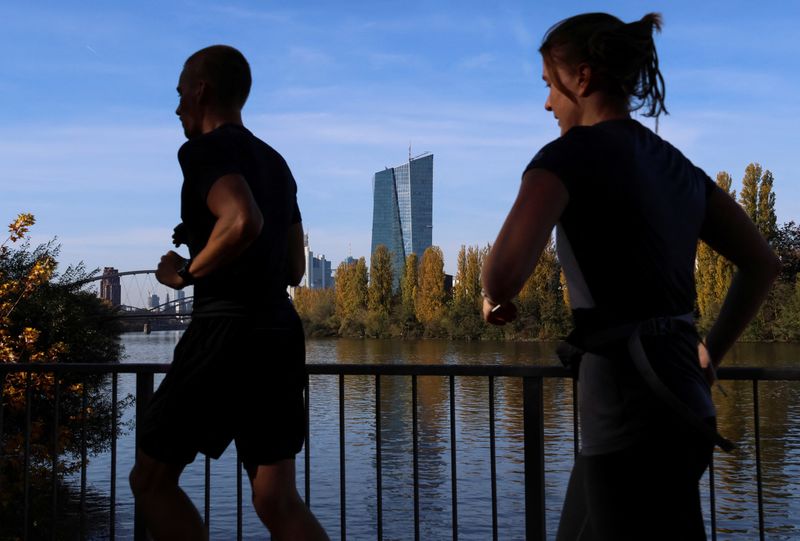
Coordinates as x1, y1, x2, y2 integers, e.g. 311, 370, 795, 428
1, 214, 126, 537
333, 257, 368, 336
449, 245, 486, 340
734, 164, 782, 339
769, 221, 800, 341
696, 172, 736, 326
758, 169, 777, 244
400, 253, 419, 321
774, 221, 800, 281
415, 246, 446, 328
354, 257, 369, 307
368, 245, 394, 317
739, 163, 761, 222
452, 245, 483, 309
515, 238, 570, 339
463, 246, 484, 304
453, 246, 468, 305
293, 286, 336, 336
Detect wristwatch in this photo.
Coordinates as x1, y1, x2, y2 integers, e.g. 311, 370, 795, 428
177, 258, 195, 286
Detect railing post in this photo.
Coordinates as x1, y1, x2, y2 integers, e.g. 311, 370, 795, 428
134, 372, 154, 541
80, 381, 88, 540
24, 372, 32, 540
523, 376, 546, 541
753, 380, 765, 541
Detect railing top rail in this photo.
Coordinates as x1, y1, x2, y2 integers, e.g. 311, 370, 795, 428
1, 362, 799, 380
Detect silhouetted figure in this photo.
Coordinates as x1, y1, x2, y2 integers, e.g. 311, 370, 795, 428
129, 45, 329, 541
481, 13, 779, 540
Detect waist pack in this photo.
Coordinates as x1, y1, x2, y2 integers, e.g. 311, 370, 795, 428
557, 313, 735, 453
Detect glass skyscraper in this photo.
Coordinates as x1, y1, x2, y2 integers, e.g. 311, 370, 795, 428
371, 153, 433, 287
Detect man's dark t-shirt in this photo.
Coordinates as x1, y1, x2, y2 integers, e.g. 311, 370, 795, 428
178, 124, 300, 318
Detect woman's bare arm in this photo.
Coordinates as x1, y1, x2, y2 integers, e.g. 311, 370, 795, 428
700, 187, 781, 367
481, 168, 569, 322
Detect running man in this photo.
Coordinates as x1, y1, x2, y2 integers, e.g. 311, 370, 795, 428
129, 45, 329, 541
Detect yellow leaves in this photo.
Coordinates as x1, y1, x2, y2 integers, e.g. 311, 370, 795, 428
0, 329, 19, 362
368, 245, 394, 315
453, 244, 486, 309
0, 277, 19, 298
416, 246, 446, 325
24, 256, 55, 292
1, 213, 62, 364
21, 326, 39, 345
5, 213, 35, 244
401, 253, 419, 316
334, 257, 368, 323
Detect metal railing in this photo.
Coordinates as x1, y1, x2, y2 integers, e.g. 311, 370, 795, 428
0, 362, 798, 540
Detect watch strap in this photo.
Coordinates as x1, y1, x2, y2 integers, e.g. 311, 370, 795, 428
177, 259, 194, 285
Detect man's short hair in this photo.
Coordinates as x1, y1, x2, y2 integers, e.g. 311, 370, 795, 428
184, 45, 251, 110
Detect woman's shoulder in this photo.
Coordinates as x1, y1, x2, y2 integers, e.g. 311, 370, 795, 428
524, 124, 610, 180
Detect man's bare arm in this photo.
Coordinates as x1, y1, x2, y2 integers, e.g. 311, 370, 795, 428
156, 174, 263, 288
286, 222, 305, 287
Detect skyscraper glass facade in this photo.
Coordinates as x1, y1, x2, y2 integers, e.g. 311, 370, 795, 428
371, 153, 433, 287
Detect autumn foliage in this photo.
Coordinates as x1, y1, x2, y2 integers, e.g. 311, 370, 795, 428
696, 164, 799, 340
294, 242, 572, 340
1, 213, 125, 537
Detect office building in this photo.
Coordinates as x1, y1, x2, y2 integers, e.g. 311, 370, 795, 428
175, 289, 188, 314
99, 267, 121, 306
371, 152, 433, 287
302, 234, 333, 289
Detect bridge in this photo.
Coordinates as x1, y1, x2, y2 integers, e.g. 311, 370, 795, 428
82, 269, 193, 332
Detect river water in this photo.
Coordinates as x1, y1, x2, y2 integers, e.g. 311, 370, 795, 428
65, 333, 799, 540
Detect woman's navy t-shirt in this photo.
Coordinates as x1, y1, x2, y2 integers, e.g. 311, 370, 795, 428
526, 118, 718, 455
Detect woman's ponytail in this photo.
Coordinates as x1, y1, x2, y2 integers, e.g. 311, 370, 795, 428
540, 12, 667, 119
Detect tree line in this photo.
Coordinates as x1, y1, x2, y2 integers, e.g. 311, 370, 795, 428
294, 238, 571, 340
696, 164, 800, 340
295, 162, 799, 342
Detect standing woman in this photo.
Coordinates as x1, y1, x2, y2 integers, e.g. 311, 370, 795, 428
481, 13, 779, 540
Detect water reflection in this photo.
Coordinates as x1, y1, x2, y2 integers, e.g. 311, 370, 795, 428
61, 334, 800, 540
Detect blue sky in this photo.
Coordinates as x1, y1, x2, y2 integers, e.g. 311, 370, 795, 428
2, 0, 799, 283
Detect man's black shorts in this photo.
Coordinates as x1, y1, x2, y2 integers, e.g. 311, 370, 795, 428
138, 316, 306, 469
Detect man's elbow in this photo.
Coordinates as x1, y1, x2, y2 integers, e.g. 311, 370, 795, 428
234, 211, 263, 244
288, 256, 305, 286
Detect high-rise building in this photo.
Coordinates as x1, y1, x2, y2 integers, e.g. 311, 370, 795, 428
302, 234, 333, 289
371, 152, 433, 287
175, 289, 188, 314
99, 267, 121, 306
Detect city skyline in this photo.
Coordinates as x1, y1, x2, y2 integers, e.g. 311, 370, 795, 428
2, 2, 799, 277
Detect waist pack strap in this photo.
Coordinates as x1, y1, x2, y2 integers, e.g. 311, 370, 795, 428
627, 322, 736, 453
